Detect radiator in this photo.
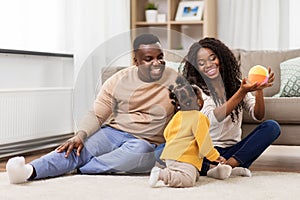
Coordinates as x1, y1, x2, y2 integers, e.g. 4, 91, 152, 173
0, 87, 74, 158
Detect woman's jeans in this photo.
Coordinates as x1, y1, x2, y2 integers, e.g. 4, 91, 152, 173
155, 120, 281, 175
30, 126, 156, 179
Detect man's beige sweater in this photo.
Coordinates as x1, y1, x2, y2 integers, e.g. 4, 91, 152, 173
77, 66, 178, 145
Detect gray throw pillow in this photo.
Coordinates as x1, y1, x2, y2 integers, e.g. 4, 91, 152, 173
277, 57, 300, 97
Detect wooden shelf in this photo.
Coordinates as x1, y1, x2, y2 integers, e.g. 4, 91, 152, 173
130, 0, 217, 50
170, 20, 204, 25
135, 21, 168, 26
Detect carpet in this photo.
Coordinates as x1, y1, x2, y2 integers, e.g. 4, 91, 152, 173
0, 171, 299, 200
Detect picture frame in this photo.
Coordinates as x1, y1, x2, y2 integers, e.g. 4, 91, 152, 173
175, 1, 204, 21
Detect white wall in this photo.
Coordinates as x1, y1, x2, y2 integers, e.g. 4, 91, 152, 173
0, 53, 73, 89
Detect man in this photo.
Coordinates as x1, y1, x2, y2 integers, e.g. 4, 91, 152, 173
6, 34, 178, 184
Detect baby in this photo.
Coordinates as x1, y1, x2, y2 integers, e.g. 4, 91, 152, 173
149, 76, 231, 188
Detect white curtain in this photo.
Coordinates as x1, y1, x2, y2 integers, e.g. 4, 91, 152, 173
289, 0, 300, 49
217, 0, 296, 50
69, 0, 131, 127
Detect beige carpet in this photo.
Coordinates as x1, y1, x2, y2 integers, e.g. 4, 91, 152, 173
0, 171, 299, 200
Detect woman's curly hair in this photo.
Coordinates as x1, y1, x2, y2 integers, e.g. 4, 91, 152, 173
181, 37, 242, 122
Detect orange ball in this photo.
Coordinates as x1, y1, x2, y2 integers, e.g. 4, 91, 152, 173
248, 65, 269, 84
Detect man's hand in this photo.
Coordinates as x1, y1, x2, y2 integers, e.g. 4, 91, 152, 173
56, 131, 87, 158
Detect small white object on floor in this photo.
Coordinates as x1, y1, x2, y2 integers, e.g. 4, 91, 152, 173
6, 156, 33, 184
149, 166, 161, 187
207, 164, 232, 180
231, 167, 252, 177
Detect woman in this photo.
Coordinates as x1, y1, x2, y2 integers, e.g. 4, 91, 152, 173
181, 37, 281, 179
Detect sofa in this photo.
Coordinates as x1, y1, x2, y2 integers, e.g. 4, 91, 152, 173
101, 48, 300, 172
232, 49, 300, 172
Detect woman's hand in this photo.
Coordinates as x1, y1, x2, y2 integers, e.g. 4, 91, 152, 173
56, 131, 87, 158
242, 67, 275, 92
240, 78, 261, 93
255, 66, 275, 89
267, 67, 275, 85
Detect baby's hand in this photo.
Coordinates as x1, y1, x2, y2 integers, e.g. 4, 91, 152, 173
216, 156, 227, 164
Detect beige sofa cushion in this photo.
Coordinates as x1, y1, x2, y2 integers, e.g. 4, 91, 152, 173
243, 97, 300, 124
231, 49, 242, 65
239, 49, 300, 97
101, 66, 127, 84
242, 124, 300, 145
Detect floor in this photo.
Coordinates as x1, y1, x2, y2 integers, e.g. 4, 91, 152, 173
1, 146, 300, 173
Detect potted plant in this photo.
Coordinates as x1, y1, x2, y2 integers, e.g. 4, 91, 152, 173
145, 2, 158, 23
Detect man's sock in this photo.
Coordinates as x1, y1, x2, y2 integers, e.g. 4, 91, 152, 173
231, 167, 252, 177
6, 156, 33, 184
207, 164, 232, 180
